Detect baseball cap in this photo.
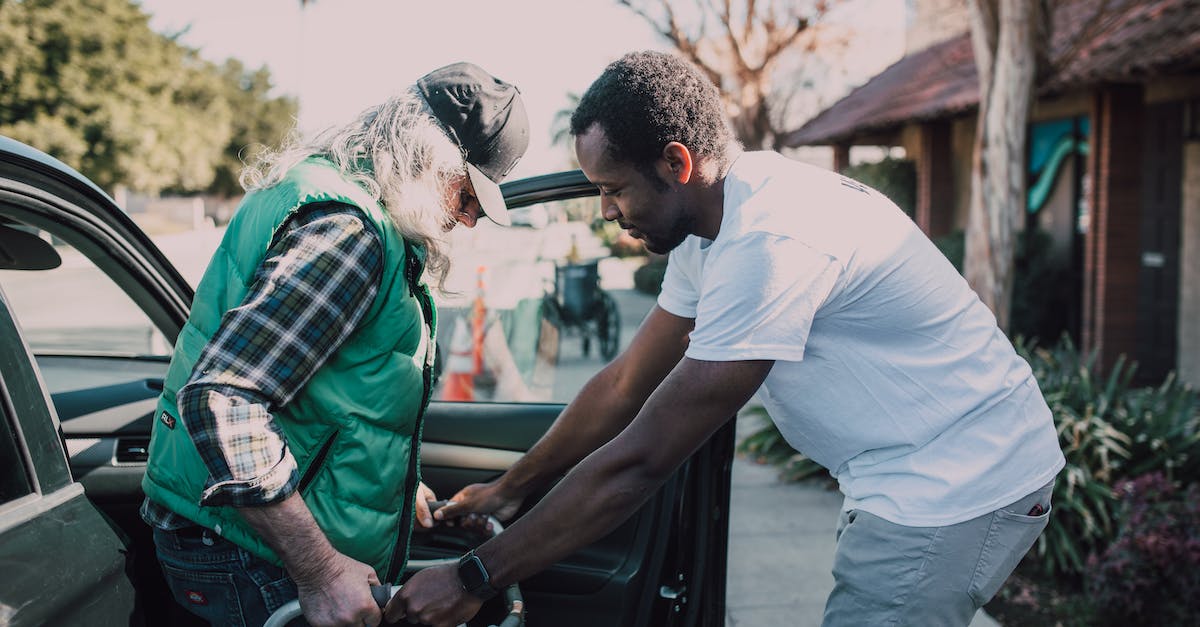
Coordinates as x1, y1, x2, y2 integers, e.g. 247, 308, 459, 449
417, 62, 530, 226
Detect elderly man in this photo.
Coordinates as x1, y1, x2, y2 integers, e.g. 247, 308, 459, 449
140, 62, 529, 627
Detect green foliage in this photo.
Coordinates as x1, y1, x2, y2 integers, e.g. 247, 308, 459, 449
632, 255, 668, 296
1018, 336, 1200, 579
736, 405, 826, 483
738, 334, 1200, 585
201, 59, 298, 197
592, 219, 646, 258
933, 229, 965, 271
933, 229, 1071, 343
842, 157, 916, 218
0, 0, 296, 195
1085, 473, 1200, 625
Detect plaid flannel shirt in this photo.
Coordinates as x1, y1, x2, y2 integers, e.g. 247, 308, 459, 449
141, 202, 383, 530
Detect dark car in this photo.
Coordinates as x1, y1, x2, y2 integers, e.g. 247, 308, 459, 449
0, 135, 734, 626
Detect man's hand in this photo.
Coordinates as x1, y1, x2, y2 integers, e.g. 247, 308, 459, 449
293, 548, 382, 627
433, 479, 523, 524
385, 564, 483, 627
414, 481, 438, 529
239, 492, 384, 626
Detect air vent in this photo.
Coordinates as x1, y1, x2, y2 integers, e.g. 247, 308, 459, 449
115, 437, 150, 463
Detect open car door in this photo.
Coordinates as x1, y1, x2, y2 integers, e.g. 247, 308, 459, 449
414, 171, 734, 626
0, 136, 732, 626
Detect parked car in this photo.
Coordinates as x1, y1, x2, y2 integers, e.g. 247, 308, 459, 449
0, 135, 733, 626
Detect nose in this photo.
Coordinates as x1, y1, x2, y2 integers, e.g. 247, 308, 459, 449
456, 209, 479, 229
600, 194, 621, 222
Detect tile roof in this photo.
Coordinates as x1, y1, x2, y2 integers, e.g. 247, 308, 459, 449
783, 0, 1200, 146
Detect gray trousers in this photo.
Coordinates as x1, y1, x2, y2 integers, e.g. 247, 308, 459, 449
822, 480, 1054, 627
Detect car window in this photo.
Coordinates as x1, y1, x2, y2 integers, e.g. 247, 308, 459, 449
433, 194, 648, 403
0, 224, 171, 357
0, 400, 33, 505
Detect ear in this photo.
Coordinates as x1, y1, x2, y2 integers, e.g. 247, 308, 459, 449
658, 142, 694, 185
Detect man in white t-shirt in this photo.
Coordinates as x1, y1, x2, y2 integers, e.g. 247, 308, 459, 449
391, 51, 1065, 627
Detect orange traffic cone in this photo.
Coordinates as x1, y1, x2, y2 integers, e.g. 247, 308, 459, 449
442, 316, 477, 401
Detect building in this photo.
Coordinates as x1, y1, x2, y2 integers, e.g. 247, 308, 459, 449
785, 0, 1200, 384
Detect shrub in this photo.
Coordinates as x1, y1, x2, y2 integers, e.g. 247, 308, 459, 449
592, 218, 646, 258
933, 229, 1071, 344
842, 157, 916, 218
1019, 335, 1200, 578
1085, 473, 1200, 625
735, 405, 827, 482
632, 255, 668, 295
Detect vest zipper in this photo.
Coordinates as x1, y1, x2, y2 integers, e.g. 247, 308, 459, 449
298, 430, 339, 493
385, 284, 436, 583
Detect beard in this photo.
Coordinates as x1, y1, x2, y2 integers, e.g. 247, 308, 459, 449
641, 209, 695, 254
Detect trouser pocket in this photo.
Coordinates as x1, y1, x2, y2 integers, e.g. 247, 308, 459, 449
968, 480, 1054, 606
159, 560, 247, 626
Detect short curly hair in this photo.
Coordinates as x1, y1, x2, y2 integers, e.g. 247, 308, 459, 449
570, 51, 735, 172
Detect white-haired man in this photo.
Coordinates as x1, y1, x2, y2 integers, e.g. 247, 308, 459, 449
140, 62, 529, 627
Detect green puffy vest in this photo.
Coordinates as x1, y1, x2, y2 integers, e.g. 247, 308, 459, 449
142, 158, 437, 583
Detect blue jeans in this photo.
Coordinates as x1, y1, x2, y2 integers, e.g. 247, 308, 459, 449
153, 526, 299, 626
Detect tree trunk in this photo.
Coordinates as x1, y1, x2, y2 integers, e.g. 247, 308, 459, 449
964, 0, 1038, 332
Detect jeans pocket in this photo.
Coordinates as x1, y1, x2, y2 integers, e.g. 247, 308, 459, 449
160, 561, 247, 626
240, 551, 298, 617
967, 487, 1053, 606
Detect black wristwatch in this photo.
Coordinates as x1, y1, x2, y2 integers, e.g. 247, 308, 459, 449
457, 549, 500, 601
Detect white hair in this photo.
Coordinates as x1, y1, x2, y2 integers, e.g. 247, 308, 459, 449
240, 88, 464, 286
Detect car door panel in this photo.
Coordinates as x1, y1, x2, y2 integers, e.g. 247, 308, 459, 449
416, 398, 731, 627
0, 289, 136, 626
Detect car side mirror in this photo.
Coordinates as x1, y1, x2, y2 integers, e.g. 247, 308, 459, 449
0, 223, 61, 270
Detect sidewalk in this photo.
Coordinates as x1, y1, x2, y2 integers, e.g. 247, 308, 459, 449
726, 450, 1001, 627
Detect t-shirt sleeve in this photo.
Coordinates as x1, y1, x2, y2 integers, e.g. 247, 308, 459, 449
685, 232, 840, 362
656, 248, 701, 319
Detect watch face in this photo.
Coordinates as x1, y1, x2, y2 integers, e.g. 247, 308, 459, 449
458, 551, 496, 600
459, 554, 488, 590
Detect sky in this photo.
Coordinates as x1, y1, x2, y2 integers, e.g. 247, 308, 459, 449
137, 0, 906, 177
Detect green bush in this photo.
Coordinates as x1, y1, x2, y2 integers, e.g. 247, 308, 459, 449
736, 405, 827, 482
842, 158, 916, 218
592, 219, 646, 258
738, 334, 1200, 584
1019, 335, 1200, 578
933, 229, 1071, 344
632, 255, 668, 295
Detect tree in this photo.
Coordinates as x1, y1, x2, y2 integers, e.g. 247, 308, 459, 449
549, 92, 581, 168
963, 0, 1045, 331
204, 59, 299, 197
618, 0, 843, 150
0, 0, 296, 196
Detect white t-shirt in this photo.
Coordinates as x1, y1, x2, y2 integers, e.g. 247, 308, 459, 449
658, 151, 1065, 526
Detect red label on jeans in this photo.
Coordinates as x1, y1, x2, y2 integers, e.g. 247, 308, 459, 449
185, 590, 208, 605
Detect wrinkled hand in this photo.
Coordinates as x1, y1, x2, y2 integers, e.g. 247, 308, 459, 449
293, 549, 382, 627
433, 480, 523, 526
385, 564, 482, 627
414, 481, 438, 529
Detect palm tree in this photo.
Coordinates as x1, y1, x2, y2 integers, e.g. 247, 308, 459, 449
549, 92, 581, 168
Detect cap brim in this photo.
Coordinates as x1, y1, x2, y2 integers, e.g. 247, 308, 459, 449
466, 163, 510, 227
